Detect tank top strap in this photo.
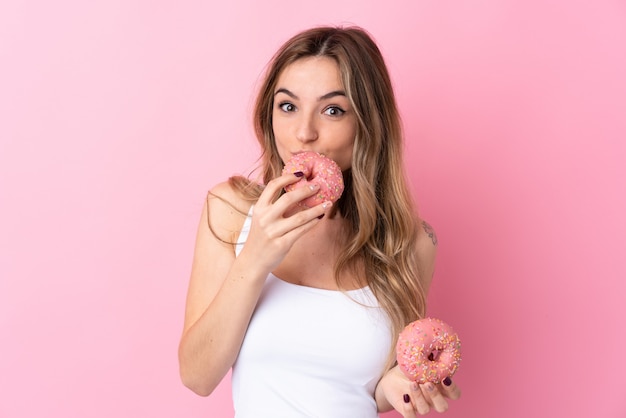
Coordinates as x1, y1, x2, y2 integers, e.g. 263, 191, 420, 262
235, 205, 254, 257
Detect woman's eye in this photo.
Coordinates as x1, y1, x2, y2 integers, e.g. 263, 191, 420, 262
324, 106, 345, 117
279, 102, 296, 112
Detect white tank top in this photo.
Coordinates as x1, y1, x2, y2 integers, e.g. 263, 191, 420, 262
231, 208, 392, 417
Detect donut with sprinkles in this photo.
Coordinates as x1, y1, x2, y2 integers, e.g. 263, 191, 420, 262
282, 151, 344, 208
396, 317, 462, 384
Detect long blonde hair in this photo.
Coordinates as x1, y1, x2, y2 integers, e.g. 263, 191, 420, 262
231, 26, 426, 368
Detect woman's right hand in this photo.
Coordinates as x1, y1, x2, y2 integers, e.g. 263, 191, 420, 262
241, 172, 332, 272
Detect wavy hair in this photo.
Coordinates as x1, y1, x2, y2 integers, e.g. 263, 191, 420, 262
231, 26, 426, 368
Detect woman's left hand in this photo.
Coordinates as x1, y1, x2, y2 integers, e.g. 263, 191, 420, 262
375, 365, 461, 416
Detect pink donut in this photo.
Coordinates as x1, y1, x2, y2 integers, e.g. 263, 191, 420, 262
281, 151, 344, 208
396, 317, 462, 384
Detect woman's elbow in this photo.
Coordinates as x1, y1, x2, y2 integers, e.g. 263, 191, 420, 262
182, 381, 214, 397
179, 364, 215, 397
178, 347, 216, 397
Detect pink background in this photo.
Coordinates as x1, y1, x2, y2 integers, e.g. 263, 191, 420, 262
1, 1, 625, 417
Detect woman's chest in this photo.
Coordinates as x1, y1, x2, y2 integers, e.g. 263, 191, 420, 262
239, 275, 392, 381
273, 227, 365, 290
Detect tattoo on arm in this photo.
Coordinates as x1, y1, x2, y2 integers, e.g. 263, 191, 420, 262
422, 221, 438, 246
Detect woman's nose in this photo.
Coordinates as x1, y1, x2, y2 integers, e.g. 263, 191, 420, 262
295, 114, 318, 143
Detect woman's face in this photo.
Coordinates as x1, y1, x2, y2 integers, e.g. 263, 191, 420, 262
272, 57, 356, 171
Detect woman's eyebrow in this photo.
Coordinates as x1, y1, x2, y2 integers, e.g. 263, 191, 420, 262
319, 90, 346, 100
274, 88, 298, 99
274, 88, 346, 101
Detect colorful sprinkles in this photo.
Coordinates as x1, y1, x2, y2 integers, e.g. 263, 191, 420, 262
282, 152, 344, 208
396, 317, 462, 384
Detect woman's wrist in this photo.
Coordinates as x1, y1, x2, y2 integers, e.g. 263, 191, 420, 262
374, 375, 393, 412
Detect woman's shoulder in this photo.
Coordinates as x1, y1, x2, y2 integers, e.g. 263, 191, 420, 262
208, 180, 250, 209
415, 218, 439, 292
417, 219, 438, 250
204, 178, 258, 241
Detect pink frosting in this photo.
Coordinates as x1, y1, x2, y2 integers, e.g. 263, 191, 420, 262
282, 152, 344, 208
396, 317, 462, 384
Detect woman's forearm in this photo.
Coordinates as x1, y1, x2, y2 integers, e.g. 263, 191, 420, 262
178, 252, 269, 396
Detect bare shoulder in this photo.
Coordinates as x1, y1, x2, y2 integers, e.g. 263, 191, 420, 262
415, 218, 438, 293
418, 219, 438, 248
204, 180, 254, 244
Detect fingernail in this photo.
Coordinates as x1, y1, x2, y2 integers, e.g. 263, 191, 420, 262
443, 377, 452, 386
309, 184, 318, 191
411, 382, 418, 391
317, 214, 325, 220
426, 383, 435, 392
293, 171, 304, 177
403, 394, 410, 403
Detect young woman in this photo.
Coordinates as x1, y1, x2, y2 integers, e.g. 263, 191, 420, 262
178, 26, 461, 417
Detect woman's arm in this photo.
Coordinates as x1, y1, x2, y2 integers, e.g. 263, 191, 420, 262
416, 219, 438, 295
178, 174, 329, 396
375, 220, 463, 415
